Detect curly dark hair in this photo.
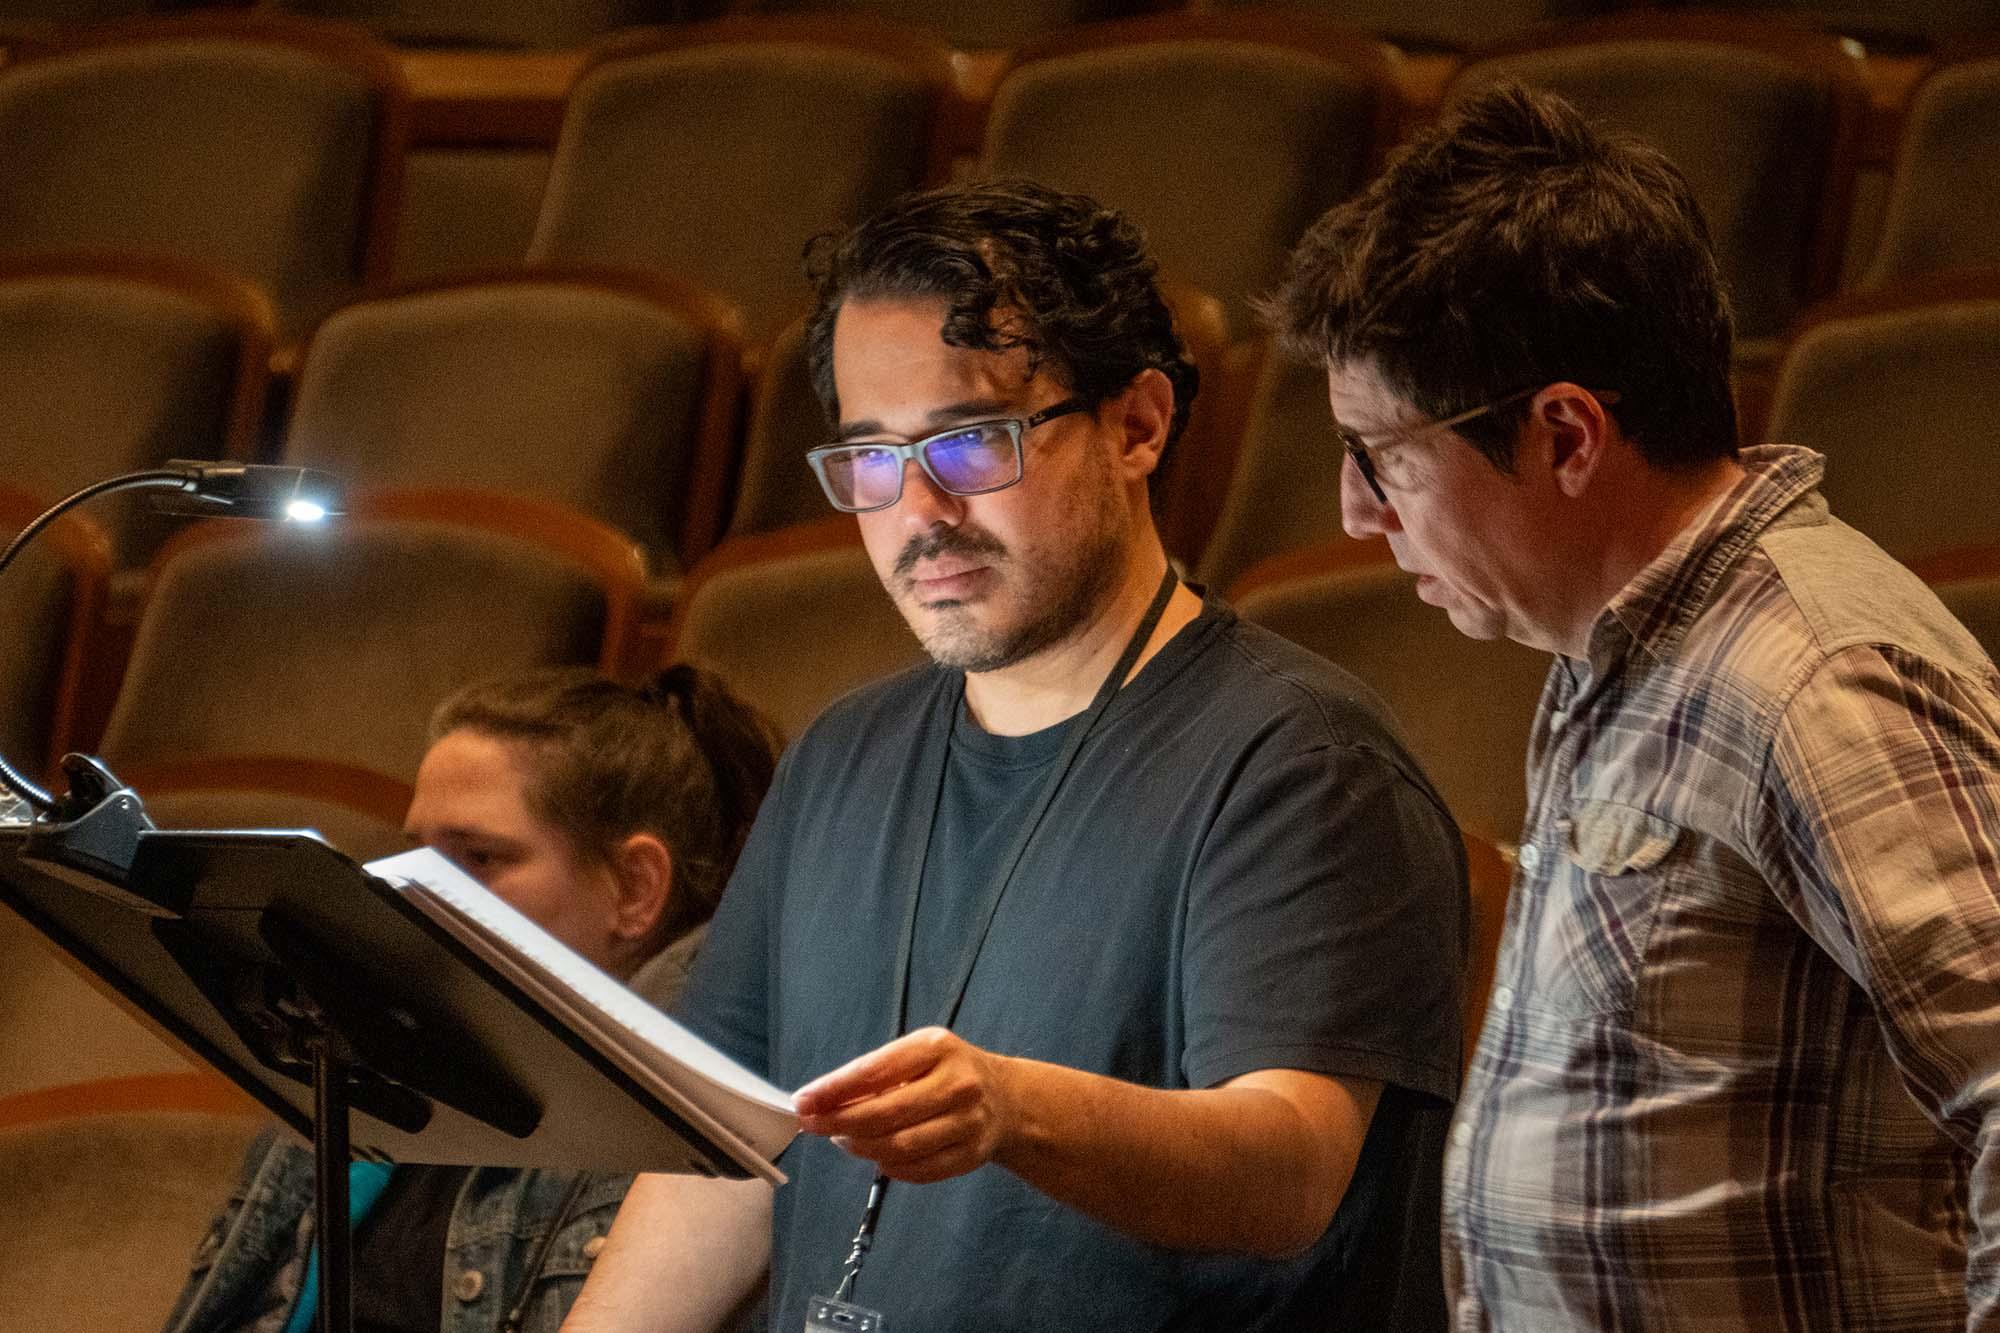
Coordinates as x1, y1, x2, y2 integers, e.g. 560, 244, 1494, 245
1265, 83, 1737, 472
429, 664, 782, 947
802, 178, 1199, 462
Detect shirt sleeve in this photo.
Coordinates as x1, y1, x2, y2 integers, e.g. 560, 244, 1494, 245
669, 744, 799, 1078
1179, 737, 1467, 1105
1757, 644, 2000, 1330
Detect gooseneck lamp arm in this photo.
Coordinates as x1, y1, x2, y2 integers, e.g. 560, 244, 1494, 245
0, 462, 344, 818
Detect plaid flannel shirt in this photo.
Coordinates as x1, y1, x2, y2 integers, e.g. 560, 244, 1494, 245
1444, 445, 2000, 1330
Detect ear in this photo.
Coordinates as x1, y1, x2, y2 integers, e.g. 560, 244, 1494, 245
1533, 383, 1618, 499
1110, 367, 1176, 482
606, 832, 673, 945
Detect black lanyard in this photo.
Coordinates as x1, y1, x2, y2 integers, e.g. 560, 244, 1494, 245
831, 564, 1181, 1302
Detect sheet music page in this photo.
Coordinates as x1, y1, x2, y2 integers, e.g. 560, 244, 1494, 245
365, 846, 797, 1162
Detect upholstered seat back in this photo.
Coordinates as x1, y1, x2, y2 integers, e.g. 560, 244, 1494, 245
668, 523, 925, 739
983, 20, 1395, 336
286, 274, 740, 575
0, 22, 405, 338
101, 509, 639, 781
0, 261, 270, 566
1767, 282, 2000, 563
530, 25, 950, 339
1866, 57, 2000, 287
1234, 551, 1551, 845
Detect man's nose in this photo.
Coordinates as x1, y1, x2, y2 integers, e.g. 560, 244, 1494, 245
1339, 452, 1392, 539
894, 458, 964, 531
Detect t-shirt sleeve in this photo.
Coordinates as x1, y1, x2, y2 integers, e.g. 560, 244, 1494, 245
1180, 738, 1466, 1105
669, 744, 798, 1078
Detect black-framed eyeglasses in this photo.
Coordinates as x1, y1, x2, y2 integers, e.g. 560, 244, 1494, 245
806, 398, 1090, 513
1339, 386, 1622, 506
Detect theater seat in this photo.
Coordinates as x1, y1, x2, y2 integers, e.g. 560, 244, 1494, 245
99, 490, 647, 783
1232, 542, 1552, 846
665, 519, 924, 738
284, 268, 743, 576
0, 1074, 260, 1333
1764, 272, 2000, 563
1862, 50, 2000, 287
1917, 542, 2000, 668
115, 755, 416, 864
981, 13, 1401, 338
0, 15, 408, 339
0, 487, 108, 783
0, 255, 272, 568
528, 16, 956, 341
1194, 348, 1352, 595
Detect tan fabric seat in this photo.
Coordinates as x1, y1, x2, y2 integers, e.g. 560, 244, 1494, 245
665, 519, 924, 739
729, 314, 834, 538
1764, 273, 2000, 563
1198, 0, 1606, 53
99, 491, 648, 782
392, 147, 553, 284
528, 17, 955, 341
0, 1077, 260, 1332
0, 15, 408, 340
1232, 544, 1552, 845
274, 0, 691, 50
116, 755, 416, 864
1448, 14, 1868, 359
1194, 348, 1354, 594
1863, 54, 2000, 287
284, 269, 743, 575
743, 0, 1143, 50
0, 256, 273, 568
0, 488, 108, 781
0, 917, 193, 1101
981, 13, 1400, 338
1917, 543, 2000, 668
1654, 2, 1999, 52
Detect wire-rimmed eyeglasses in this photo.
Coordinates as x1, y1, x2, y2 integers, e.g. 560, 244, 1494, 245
806, 398, 1090, 513
1340, 386, 1622, 506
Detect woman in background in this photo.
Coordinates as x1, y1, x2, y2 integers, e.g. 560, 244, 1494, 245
164, 664, 781, 1333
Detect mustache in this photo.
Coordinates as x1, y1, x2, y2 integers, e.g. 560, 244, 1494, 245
893, 525, 1008, 577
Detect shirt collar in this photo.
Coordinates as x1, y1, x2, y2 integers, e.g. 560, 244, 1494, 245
1584, 444, 1827, 674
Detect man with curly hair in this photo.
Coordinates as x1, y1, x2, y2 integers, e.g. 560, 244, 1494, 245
562, 180, 1468, 1332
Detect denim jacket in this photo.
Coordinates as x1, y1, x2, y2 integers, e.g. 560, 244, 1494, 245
162, 934, 700, 1333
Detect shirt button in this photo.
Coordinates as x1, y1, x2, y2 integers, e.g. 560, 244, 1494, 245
1450, 1120, 1473, 1148
1491, 985, 1515, 1010
1517, 842, 1543, 875
582, 1235, 608, 1261
453, 1269, 485, 1303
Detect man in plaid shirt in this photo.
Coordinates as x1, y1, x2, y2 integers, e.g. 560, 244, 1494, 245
1269, 83, 2000, 1328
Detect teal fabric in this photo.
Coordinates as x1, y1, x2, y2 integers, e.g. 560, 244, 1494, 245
281, 1161, 396, 1333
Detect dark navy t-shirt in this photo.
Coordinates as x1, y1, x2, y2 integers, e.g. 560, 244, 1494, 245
676, 596, 1467, 1332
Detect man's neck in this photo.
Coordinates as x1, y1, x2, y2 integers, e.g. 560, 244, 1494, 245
1560, 455, 1747, 658
962, 554, 1203, 737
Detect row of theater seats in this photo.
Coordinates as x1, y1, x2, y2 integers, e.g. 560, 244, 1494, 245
7, 244, 1999, 609
6, 0, 1998, 52
1, 10, 1999, 350
5, 251, 1999, 852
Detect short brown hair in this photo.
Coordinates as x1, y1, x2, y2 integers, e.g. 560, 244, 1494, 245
1266, 83, 1738, 471
430, 664, 782, 944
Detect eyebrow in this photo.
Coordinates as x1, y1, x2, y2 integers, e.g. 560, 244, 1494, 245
835, 397, 1016, 444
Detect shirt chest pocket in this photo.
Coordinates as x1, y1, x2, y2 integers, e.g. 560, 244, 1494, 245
1533, 800, 1681, 1017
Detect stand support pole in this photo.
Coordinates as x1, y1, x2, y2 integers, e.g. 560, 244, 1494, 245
313, 1036, 354, 1333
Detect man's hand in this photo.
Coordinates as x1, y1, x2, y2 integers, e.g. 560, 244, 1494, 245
794, 1025, 1019, 1183
794, 1027, 1381, 1257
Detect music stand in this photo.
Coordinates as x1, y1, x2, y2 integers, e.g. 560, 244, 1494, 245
0, 812, 763, 1333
